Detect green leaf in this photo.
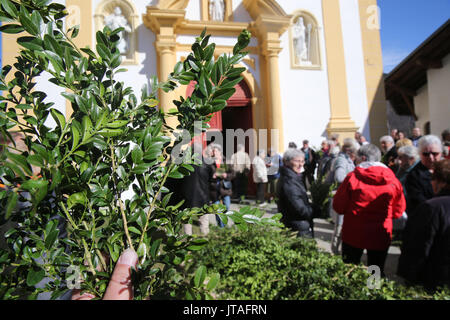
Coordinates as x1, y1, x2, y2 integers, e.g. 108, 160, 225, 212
206, 273, 220, 291
27, 154, 45, 168
128, 226, 141, 235
67, 192, 87, 208
131, 146, 143, 164
220, 76, 243, 90
0, 24, 23, 34
194, 265, 207, 288
71, 123, 80, 151
212, 88, 235, 101
5, 191, 18, 220
198, 71, 208, 97
2, 0, 19, 18
81, 115, 93, 142
6, 152, 32, 176
105, 120, 128, 128
19, 8, 38, 36
26, 269, 45, 287
17, 36, 44, 51
50, 108, 66, 129
98, 128, 123, 137
45, 229, 59, 250
150, 239, 162, 258
188, 59, 200, 72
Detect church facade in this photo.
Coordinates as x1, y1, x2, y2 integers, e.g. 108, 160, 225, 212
1, 0, 387, 152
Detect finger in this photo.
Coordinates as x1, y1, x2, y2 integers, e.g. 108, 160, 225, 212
71, 289, 96, 300
103, 248, 138, 300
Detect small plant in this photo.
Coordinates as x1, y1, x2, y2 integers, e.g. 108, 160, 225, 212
0, 0, 279, 300
309, 175, 336, 219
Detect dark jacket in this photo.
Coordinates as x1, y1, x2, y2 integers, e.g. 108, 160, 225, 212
165, 161, 212, 209
276, 166, 313, 233
397, 188, 450, 289
382, 146, 398, 172
207, 158, 235, 202
404, 161, 434, 217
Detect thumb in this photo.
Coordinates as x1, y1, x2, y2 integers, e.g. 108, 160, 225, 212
103, 248, 138, 300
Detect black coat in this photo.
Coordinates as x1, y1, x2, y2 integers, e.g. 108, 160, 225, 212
165, 162, 212, 209
276, 166, 314, 233
404, 161, 434, 217
397, 189, 450, 289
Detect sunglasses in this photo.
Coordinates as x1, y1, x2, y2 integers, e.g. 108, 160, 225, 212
422, 152, 440, 157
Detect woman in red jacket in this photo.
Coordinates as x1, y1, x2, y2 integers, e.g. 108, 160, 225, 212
333, 144, 406, 275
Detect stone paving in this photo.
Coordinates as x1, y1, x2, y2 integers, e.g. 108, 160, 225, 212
212, 198, 405, 284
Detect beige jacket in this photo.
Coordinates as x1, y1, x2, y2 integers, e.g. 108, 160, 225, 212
231, 151, 251, 174
252, 156, 268, 183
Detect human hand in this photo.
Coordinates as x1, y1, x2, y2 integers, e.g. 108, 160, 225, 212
71, 248, 138, 300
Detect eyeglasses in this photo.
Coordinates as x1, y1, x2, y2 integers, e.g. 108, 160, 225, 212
422, 152, 441, 157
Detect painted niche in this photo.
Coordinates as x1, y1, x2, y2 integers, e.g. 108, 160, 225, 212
289, 12, 321, 69
94, 0, 139, 65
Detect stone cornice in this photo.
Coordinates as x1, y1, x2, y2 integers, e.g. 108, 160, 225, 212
143, 8, 185, 34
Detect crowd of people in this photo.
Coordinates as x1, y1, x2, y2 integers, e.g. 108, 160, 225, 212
168, 126, 450, 290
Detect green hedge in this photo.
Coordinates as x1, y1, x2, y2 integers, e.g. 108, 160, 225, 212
190, 225, 450, 300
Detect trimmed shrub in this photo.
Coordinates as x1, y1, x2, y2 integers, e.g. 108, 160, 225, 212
190, 225, 450, 300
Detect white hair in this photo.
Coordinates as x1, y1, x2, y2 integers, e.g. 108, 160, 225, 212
398, 145, 419, 161
418, 135, 442, 153
380, 135, 394, 145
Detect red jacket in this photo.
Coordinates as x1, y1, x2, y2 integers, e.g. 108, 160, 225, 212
333, 163, 406, 250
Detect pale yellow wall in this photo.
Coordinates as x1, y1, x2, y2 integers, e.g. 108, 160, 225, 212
322, 0, 357, 141
414, 84, 430, 134
358, 0, 388, 142
66, 0, 93, 118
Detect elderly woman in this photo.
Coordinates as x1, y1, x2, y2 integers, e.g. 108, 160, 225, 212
333, 144, 405, 275
276, 148, 314, 238
398, 159, 450, 289
405, 135, 443, 218
326, 138, 360, 254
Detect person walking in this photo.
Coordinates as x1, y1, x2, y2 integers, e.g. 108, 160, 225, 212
397, 159, 450, 289
276, 148, 314, 238
333, 144, 406, 276
230, 144, 251, 202
252, 149, 268, 206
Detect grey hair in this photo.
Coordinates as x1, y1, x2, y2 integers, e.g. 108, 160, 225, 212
397, 145, 419, 161
210, 143, 222, 153
357, 144, 381, 162
283, 148, 305, 164
418, 135, 442, 153
257, 149, 266, 156
342, 138, 360, 155
380, 135, 394, 145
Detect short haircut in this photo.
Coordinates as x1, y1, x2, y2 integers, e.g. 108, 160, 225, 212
380, 135, 394, 145
357, 144, 381, 162
257, 149, 266, 156
283, 148, 305, 164
341, 138, 360, 155
397, 145, 419, 161
396, 138, 413, 148
288, 142, 297, 149
303, 139, 309, 144
432, 159, 450, 185
418, 135, 442, 154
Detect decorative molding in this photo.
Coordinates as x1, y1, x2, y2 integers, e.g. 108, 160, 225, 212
289, 11, 322, 70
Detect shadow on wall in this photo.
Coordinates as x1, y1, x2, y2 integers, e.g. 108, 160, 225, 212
136, 23, 158, 94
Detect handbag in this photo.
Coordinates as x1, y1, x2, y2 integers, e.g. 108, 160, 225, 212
222, 180, 232, 190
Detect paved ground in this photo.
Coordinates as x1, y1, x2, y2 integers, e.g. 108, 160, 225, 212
206, 198, 405, 284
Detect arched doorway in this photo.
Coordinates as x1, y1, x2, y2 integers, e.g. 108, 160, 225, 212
186, 80, 256, 196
